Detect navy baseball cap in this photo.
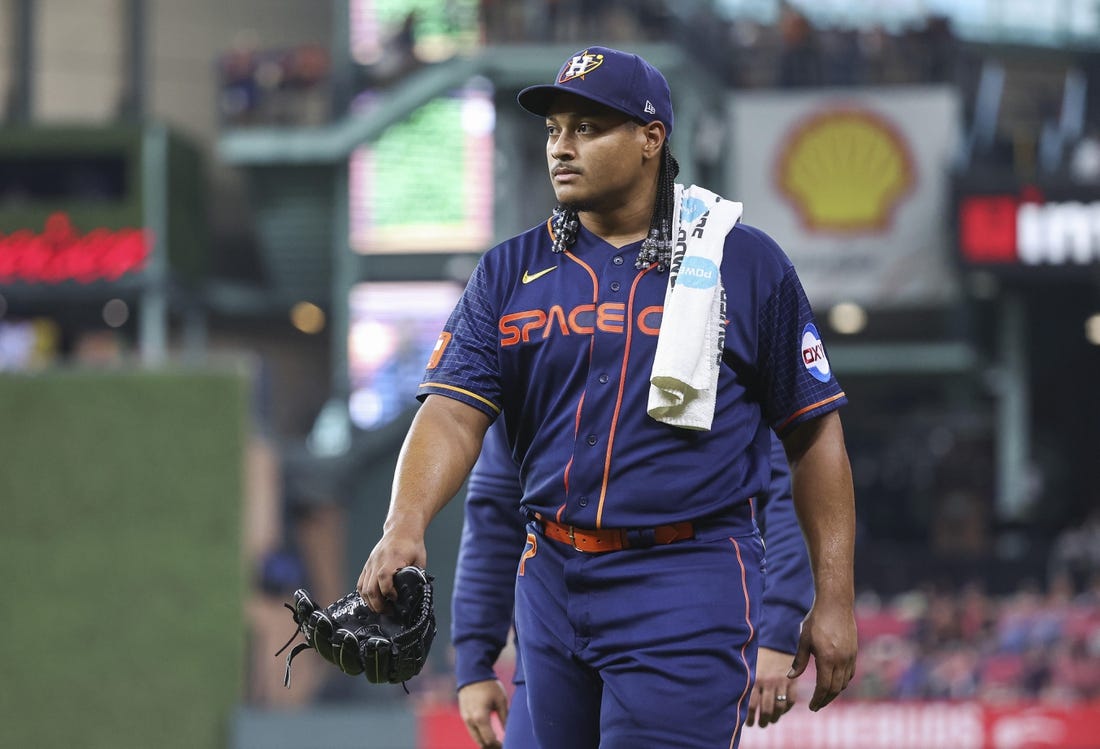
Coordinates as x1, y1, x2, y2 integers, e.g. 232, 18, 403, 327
517, 46, 674, 138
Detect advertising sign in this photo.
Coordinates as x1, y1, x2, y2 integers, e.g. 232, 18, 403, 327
957, 182, 1100, 272
728, 87, 961, 309
420, 701, 1100, 749
0, 126, 205, 292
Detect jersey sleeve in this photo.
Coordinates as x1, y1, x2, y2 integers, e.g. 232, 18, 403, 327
756, 434, 814, 654
418, 260, 504, 418
757, 259, 847, 436
451, 421, 527, 690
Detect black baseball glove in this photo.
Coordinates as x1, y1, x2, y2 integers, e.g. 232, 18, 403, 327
277, 566, 436, 688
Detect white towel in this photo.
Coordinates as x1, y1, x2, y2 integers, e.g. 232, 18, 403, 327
647, 184, 743, 430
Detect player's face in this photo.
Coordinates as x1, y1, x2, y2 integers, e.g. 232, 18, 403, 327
544, 93, 652, 213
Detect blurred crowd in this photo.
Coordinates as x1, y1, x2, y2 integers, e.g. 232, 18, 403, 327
851, 571, 1100, 703
213, 1, 1100, 184
482, 1, 967, 90
217, 37, 332, 127
216, 2, 970, 126
477, 0, 968, 86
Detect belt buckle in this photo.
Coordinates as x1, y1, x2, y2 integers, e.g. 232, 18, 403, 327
568, 525, 580, 551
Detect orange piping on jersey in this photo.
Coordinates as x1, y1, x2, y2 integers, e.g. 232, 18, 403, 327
595, 264, 656, 529
728, 536, 755, 749
563, 249, 599, 293
562, 390, 586, 495
776, 391, 846, 432
545, 217, 555, 242
417, 382, 501, 413
561, 249, 599, 515
555, 504, 566, 522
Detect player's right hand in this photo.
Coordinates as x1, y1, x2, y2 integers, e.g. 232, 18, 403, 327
457, 679, 509, 749
356, 529, 426, 613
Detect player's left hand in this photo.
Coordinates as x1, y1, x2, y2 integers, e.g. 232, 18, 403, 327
457, 678, 509, 748
747, 647, 798, 728
787, 600, 857, 711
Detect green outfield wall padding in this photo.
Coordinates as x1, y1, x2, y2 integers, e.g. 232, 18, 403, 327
0, 370, 248, 749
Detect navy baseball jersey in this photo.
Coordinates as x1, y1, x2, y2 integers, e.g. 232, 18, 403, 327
421, 218, 846, 529
452, 422, 814, 691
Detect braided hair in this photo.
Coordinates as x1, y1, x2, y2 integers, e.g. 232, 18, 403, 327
550, 142, 680, 272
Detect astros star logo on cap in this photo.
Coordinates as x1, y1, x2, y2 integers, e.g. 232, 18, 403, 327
559, 51, 604, 83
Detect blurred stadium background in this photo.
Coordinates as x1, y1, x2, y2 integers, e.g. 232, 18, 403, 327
0, 0, 1098, 747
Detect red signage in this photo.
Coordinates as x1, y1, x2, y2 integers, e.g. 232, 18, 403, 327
419, 701, 1100, 749
0, 212, 150, 285
959, 194, 1019, 263
959, 189, 1100, 267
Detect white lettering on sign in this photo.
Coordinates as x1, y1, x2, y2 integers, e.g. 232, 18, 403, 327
740, 702, 985, 748
1017, 201, 1100, 264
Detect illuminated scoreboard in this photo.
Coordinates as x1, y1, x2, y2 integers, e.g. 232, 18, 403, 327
348, 83, 494, 254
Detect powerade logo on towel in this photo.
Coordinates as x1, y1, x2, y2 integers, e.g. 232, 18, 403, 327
679, 256, 719, 289
801, 323, 831, 382
680, 196, 709, 224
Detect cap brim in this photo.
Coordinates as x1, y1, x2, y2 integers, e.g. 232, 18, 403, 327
517, 83, 635, 123
516, 84, 562, 117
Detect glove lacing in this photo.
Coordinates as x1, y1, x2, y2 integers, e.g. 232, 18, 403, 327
275, 603, 313, 688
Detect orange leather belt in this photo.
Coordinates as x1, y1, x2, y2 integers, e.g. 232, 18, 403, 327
537, 515, 695, 553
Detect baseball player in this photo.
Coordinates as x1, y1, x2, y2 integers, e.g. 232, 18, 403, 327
359, 45, 857, 748
454, 421, 815, 748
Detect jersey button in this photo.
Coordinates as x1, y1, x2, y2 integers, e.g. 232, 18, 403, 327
586, 434, 598, 446
598, 374, 609, 384
579, 497, 589, 507
610, 281, 621, 292
612, 255, 624, 265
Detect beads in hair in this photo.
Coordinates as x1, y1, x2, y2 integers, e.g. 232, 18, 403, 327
550, 205, 580, 254
635, 145, 680, 272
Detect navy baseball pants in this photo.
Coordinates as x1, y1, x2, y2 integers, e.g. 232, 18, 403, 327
514, 515, 764, 748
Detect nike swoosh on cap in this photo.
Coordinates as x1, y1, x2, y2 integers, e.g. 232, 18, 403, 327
522, 266, 558, 284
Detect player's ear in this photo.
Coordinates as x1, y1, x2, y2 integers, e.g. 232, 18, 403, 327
641, 121, 666, 160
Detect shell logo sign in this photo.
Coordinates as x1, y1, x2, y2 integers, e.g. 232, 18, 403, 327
775, 108, 915, 233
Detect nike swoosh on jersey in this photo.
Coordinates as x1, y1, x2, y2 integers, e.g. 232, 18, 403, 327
522, 266, 558, 284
